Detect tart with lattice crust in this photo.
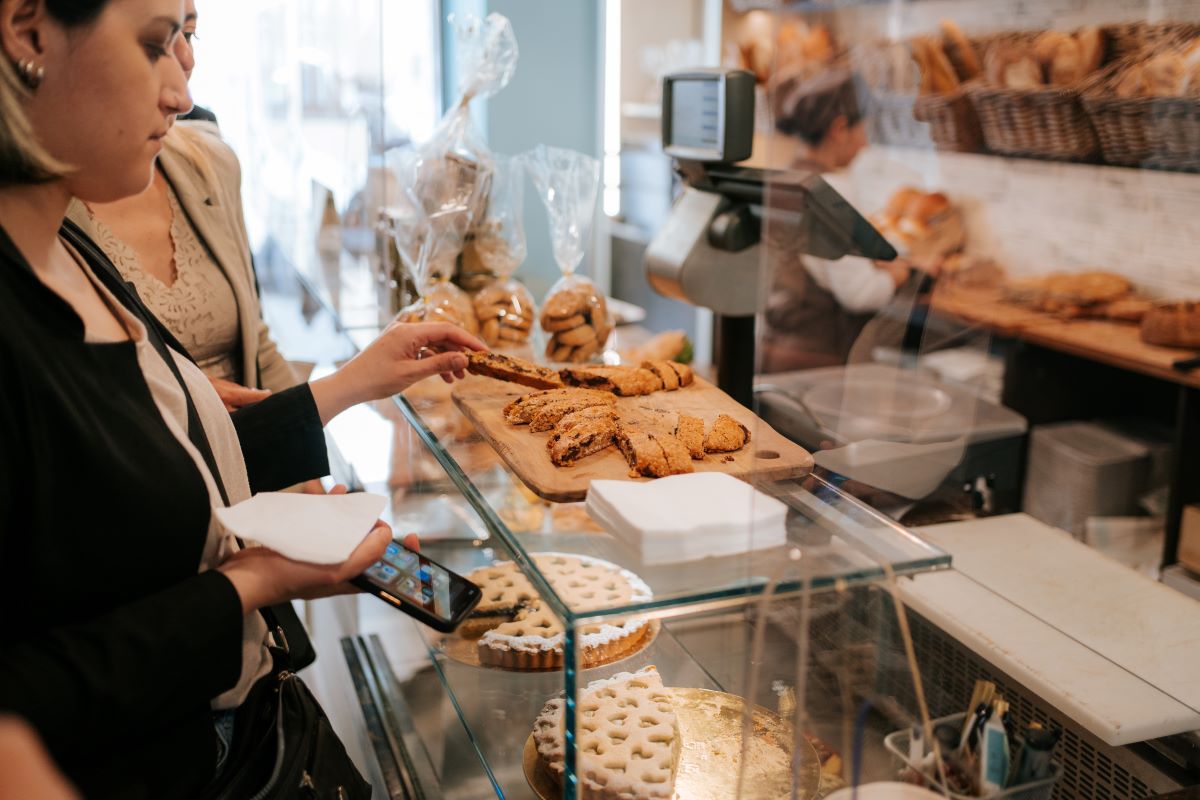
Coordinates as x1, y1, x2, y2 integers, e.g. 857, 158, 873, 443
463, 553, 652, 670
533, 666, 679, 799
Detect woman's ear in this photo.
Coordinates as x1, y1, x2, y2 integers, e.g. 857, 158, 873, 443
825, 114, 850, 142
0, 0, 47, 63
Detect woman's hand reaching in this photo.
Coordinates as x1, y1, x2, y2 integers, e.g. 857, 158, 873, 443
309, 322, 486, 425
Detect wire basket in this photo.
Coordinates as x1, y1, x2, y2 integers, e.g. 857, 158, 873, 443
883, 713, 1060, 800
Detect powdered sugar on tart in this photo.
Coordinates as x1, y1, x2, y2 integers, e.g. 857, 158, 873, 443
533, 666, 680, 799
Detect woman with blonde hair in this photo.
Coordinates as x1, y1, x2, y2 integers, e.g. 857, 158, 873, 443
0, 0, 482, 796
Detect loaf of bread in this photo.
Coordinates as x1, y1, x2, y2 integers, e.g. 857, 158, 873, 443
1048, 36, 1085, 85
984, 28, 1106, 90
914, 35, 960, 94
1076, 26, 1105, 75
1006, 57, 1044, 89
1141, 302, 1200, 349
1112, 36, 1200, 98
940, 20, 981, 80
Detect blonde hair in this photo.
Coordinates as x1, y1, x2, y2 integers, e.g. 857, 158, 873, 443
0, 57, 70, 185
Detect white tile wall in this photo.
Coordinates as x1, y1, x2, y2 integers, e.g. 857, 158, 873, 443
827, 145, 1200, 299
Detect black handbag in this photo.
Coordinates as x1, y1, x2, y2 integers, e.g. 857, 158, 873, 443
200, 642, 372, 800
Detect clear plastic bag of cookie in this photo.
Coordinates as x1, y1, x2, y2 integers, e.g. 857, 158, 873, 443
397, 279, 480, 336
459, 155, 527, 293
461, 156, 537, 347
473, 279, 535, 348
389, 12, 518, 304
523, 144, 610, 363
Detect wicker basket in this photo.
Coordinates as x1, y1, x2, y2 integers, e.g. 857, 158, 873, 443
913, 88, 984, 152
964, 31, 1104, 161
1083, 32, 1200, 172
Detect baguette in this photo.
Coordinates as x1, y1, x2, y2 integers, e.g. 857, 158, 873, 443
940, 20, 981, 80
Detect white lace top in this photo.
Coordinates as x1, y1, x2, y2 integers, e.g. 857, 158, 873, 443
88, 185, 243, 383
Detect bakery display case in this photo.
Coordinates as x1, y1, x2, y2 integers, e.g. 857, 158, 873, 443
341, 368, 954, 799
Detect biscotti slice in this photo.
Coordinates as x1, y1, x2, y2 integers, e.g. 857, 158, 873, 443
533, 666, 679, 800
704, 413, 751, 453
547, 416, 618, 466
503, 388, 614, 425
651, 431, 694, 475
554, 405, 618, 434
528, 393, 617, 433
674, 414, 706, 460
559, 365, 664, 397
640, 360, 680, 390
666, 361, 694, 387
616, 426, 670, 478
467, 351, 564, 390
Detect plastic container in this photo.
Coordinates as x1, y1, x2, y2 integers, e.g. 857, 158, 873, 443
884, 714, 1059, 800
1022, 421, 1151, 538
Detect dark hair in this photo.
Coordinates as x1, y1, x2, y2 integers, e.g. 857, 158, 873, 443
46, 0, 108, 27
773, 67, 869, 146
0, 1, 108, 184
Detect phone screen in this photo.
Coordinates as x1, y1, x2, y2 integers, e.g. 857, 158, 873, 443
358, 540, 479, 627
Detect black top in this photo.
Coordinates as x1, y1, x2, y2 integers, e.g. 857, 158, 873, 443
0, 222, 329, 798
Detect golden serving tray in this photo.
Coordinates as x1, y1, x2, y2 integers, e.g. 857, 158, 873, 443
522, 686, 820, 799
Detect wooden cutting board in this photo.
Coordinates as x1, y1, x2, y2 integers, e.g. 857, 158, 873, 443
451, 375, 814, 503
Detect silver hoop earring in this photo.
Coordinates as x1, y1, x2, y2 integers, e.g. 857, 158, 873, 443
16, 58, 44, 90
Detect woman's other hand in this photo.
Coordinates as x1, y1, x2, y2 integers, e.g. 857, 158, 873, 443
209, 377, 271, 412
217, 521, 394, 613
325, 485, 416, 553
310, 322, 486, 424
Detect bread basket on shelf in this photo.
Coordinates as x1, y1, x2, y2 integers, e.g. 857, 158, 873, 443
912, 87, 984, 153
856, 28, 985, 153
909, 27, 1001, 154
1082, 29, 1200, 172
965, 29, 1112, 162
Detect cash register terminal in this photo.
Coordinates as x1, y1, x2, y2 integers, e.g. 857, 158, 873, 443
645, 67, 896, 406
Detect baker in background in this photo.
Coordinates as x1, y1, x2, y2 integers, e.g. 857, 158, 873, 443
760, 67, 931, 372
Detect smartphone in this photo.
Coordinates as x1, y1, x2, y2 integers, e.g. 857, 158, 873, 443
352, 540, 482, 633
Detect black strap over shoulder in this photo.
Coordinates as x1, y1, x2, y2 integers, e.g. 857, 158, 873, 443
61, 219, 314, 669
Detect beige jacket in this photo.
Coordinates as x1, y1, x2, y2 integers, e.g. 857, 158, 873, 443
67, 121, 298, 393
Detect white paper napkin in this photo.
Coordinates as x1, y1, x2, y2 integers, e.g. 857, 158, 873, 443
586, 473, 788, 564
213, 492, 389, 564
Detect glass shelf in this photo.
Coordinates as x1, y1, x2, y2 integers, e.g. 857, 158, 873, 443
390, 388, 951, 627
